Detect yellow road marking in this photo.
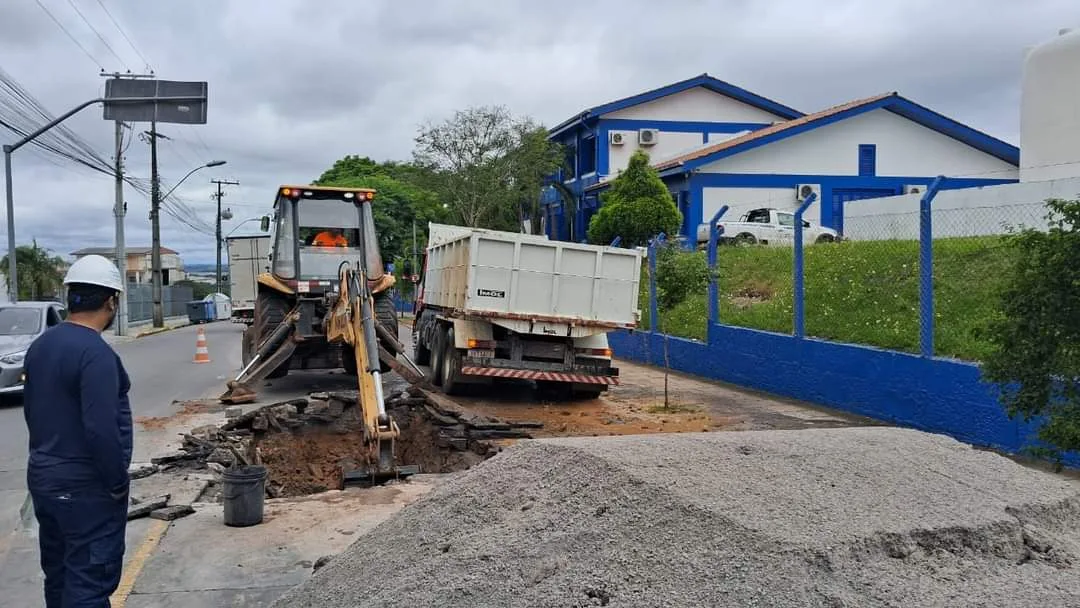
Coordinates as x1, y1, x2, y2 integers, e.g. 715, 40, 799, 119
110, 519, 169, 607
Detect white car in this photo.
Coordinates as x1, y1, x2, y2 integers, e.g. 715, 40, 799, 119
697, 207, 839, 246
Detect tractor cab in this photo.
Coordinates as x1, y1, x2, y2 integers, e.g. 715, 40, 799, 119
268, 185, 386, 295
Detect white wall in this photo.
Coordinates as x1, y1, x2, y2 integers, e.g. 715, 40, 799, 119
702, 187, 807, 224
698, 108, 1018, 179
843, 177, 1080, 240
604, 87, 787, 123
608, 130, 702, 175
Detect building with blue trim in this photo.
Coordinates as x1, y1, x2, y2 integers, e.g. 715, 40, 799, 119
542, 75, 1019, 242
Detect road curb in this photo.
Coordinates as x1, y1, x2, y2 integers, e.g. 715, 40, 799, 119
134, 322, 192, 339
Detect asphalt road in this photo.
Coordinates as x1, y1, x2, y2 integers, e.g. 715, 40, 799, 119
0, 321, 245, 605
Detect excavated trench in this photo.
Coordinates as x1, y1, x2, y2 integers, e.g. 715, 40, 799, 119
255, 405, 490, 497
185, 390, 539, 502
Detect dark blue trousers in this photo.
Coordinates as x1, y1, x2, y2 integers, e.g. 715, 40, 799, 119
29, 476, 128, 608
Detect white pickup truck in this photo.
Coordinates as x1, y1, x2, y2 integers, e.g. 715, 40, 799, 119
696, 207, 839, 246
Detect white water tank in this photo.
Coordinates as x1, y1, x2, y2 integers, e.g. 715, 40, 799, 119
1020, 27, 1080, 182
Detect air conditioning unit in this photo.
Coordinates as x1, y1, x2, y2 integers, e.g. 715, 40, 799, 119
795, 184, 821, 201
609, 132, 626, 145
903, 184, 924, 195
638, 128, 659, 146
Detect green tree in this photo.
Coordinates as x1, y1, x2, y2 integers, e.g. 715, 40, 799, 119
0, 240, 65, 300
413, 106, 563, 232
982, 198, 1080, 458
314, 156, 447, 263
587, 150, 681, 248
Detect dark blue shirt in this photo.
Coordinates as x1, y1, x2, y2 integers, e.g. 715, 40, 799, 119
23, 322, 132, 492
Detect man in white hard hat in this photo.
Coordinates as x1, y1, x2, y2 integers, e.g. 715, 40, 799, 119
22, 254, 132, 607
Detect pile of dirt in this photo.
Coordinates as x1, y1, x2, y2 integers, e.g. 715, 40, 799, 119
272, 427, 1080, 607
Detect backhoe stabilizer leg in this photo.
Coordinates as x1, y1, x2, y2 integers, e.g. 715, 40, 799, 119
220, 310, 301, 404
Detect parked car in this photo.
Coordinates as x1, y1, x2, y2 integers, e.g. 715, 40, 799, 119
696, 207, 840, 246
0, 301, 67, 396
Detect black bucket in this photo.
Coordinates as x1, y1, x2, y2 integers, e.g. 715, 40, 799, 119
222, 465, 267, 527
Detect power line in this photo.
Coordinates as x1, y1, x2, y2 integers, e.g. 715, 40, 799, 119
64, 0, 127, 70
93, 0, 152, 71
32, 0, 103, 70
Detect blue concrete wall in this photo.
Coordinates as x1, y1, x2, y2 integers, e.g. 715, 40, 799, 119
610, 325, 1076, 466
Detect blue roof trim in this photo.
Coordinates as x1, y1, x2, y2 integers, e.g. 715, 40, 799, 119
665, 95, 1019, 174
549, 74, 803, 138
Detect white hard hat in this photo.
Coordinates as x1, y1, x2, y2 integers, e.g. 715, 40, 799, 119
64, 254, 124, 292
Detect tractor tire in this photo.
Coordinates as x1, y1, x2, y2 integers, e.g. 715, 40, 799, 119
254, 290, 291, 379
342, 346, 357, 376
373, 292, 398, 373
241, 325, 256, 367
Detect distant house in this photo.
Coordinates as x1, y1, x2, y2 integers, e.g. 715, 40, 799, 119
542, 73, 1018, 242
70, 246, 187, 285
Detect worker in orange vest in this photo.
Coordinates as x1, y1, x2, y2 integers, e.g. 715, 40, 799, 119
312, 228, 348, 247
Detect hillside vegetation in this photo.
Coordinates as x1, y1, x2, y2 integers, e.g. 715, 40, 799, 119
644, 237, 1016, 362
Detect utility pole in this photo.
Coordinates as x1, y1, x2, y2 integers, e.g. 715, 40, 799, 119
147, 122, 164, 328
210, 178, 239, 294
101, 71, 153, 335
113, 119, 128, 335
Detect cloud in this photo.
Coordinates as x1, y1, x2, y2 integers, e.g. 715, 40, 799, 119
0, 0, 1075, 263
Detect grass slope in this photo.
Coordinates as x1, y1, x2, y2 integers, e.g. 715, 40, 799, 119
647, 237, 1015, 362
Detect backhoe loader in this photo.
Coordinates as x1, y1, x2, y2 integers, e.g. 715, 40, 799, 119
220, 185, 423, 481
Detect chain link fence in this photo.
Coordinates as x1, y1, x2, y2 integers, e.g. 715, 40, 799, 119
637, 184, 1069, 363
810, 205, 922, 352
126, 284, 194, 323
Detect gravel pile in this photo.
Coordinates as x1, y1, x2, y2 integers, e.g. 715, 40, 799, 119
272, 427, 1080, 607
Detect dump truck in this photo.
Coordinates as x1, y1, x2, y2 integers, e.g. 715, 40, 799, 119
220, 185, 421, 481
413, 223, 643, 398
226, 234, 271, 324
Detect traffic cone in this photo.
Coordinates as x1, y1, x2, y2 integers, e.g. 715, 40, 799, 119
193, 327, 211, 364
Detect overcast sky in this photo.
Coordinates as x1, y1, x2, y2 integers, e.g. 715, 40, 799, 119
0, 0, 1076, 264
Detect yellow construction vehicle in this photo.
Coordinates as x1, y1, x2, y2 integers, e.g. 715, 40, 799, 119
221, 185, 422, 481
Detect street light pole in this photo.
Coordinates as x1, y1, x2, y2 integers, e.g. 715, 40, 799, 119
149, 157, 226, 327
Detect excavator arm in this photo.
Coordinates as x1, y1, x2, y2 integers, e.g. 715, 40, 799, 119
325, 262, 402, 476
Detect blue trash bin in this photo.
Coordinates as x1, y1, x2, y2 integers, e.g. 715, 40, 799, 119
187, 300, 213, 324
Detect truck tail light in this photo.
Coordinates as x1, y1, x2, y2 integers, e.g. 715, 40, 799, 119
575, 347, 612, 357
467, 339, 496, 349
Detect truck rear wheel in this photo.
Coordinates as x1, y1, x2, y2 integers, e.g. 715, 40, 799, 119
430, 325, 446, 386
440, 326, 464, 395
255, 290, 291, 379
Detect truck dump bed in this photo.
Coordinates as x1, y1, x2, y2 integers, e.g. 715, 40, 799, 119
422, 223, 642, 328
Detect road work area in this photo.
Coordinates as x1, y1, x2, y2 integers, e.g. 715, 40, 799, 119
7, 320, 1077, 607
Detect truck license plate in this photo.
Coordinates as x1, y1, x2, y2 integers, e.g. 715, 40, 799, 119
468, 349, 495, 359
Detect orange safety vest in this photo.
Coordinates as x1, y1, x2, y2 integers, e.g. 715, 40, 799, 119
312, 232, 348, 247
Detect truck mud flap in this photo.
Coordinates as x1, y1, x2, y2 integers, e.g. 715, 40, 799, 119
459, 366, 619, 385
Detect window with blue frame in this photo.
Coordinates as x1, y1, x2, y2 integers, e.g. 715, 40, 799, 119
580, 136, 597, 175
858, 144, 876, 177
563, 144, 577, 181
